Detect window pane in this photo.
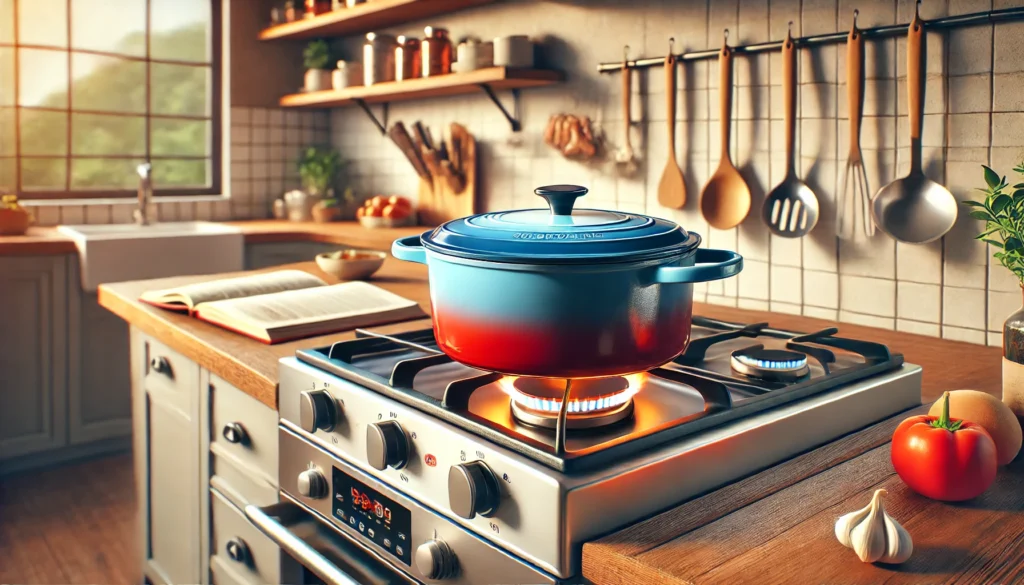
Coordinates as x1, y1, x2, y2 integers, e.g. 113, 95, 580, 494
71, 158, 139, 189
72, 113, 145, 155
20, 109, 67, 155
0, 157, 13, 191
0, 47, 12, 106
152, 63, 209, 117
72, 53, 146, 113
151, 0, 211, 63
152, 118, 209, 157
153, 159, 208, 188
18, 49, 68, 107
0, 108, 13, 156
21, 158, 66, 190
71, 0, 146, 57
0, 0, 12, 44
18, 0, 67, 47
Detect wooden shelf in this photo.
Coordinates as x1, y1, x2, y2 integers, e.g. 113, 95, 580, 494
279, 67, 564, 108
259, 0, 495, 41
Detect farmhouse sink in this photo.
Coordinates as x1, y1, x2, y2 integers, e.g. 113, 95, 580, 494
58, 221, 245, 291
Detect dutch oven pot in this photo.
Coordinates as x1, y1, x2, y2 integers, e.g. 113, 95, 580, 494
392, 185, 743, 378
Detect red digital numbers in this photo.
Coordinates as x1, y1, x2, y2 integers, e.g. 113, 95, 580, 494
349, 486, 392, 525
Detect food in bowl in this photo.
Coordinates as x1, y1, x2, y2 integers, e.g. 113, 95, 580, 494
357, 194, 415, 228
315, 249, 386, 280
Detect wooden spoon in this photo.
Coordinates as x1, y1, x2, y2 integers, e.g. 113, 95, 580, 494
657, 45, 686, 209
700, 35, 750, 229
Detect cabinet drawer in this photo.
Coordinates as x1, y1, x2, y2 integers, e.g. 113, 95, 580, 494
211, 487, 282, 585
210, 452, 279, 510
210, 374, 277, 486
142, 334, 199, 412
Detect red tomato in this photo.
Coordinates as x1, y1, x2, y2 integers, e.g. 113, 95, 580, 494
388, 195, 411, 209
366, 204, 384, 217
891, 392, 998, 501
371, 195, 387, 208
383, 203, 410, 220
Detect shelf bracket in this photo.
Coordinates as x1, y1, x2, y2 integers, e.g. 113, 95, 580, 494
477, 84, 521, 132
353, 99, 388, 135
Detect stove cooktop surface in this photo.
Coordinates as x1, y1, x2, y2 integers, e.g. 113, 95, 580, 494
295, 316, 904, 473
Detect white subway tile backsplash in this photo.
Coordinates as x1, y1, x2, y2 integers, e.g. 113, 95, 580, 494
840, 310, 895, 330
802, 306, 838, 321
949, 26, 993, 76
989, 259, 1020, 292
897, 319, 941, 337
771, 265, 803, 304
738, 259, 769, 300
897, 281, 941, 323
989, 289, 1020, 331
839, 234, 895, 278
942, 325, 987, 345
895, 240, 942, 284
840, 274, 896, 317
803, 270, 838, 309
738, 298, 771, 311
706, 294, 739, 307
771, 301, 804, 316
994, 22, 1024, 74
942, 286, 987, 329
988, 330, 1003, 347
994, 73, 1024, 111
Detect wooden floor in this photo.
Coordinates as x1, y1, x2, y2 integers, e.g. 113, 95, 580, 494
0, 455, 139, 584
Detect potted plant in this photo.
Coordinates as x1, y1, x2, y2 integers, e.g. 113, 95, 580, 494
298, 145, 343, 198
311, 197, 340, 223
0, 194, 32, 235
303, 39, 332, 92
968, 162, 1024, 422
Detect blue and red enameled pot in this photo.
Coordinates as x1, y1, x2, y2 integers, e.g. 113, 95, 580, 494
392, 185, 743, 378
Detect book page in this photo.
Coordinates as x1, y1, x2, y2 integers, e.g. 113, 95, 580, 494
199, 281, 420, 329
140, 270, 326, 307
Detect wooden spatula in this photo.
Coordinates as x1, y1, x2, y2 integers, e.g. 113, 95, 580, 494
657, 45, 686, 209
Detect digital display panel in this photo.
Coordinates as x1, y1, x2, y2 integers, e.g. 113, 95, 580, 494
332, 467, 412, 566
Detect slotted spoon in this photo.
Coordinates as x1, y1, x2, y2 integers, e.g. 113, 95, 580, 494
838, 13, 874, 239
762, 27, 819, 238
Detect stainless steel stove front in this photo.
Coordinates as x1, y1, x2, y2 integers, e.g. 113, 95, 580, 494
277, 426, 558, 585
279, 356, 922, 578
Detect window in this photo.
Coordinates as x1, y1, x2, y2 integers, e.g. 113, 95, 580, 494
0, 0, 222, 200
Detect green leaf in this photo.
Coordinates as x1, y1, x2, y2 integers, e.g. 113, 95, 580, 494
985, 238, 1007, 249
963, 200, 985, 207
984, 165, 1001, 189
994, 194, 1013, 213
970, 209, 994, 221
1008, 238, 1023, 251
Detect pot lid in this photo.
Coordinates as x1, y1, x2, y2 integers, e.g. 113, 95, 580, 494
421, 185, 701, 264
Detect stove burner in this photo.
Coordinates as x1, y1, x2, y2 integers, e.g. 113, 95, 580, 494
730, 347, 810, 381
505, 376, 638, 430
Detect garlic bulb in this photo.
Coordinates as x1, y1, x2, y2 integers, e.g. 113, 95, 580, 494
835, 489, 913, 564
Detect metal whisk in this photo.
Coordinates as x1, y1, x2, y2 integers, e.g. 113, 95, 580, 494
838, 11, 875, 239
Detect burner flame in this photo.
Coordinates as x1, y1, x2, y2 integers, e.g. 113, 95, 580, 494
498, 373, 646, 414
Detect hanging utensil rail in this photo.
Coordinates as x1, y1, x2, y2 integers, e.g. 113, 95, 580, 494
596, 6, 1024, 73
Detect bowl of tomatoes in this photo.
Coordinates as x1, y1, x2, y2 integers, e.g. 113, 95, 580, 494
356, 195, 415, 228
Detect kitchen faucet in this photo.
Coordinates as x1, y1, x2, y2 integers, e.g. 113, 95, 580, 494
134, 162, 153, 225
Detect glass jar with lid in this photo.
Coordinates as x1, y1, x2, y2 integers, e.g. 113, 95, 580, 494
363, 32, 397, 86
421, 26, 453, 77
395, 35, 422, 81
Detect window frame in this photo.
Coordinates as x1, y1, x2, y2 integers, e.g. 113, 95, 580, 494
1, 0, 225, 201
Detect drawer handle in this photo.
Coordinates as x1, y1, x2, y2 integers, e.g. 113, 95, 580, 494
150, 356, 173, 378
245, 504, 363, 585
225, 538, 250, 564
222, 422, 250, 445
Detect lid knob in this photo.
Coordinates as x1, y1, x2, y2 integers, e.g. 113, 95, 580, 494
535, 185, 587, 216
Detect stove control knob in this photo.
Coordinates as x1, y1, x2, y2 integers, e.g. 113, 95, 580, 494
299, 390, 340, 433
297, 468, 328, 499
415, 539, 458, 580
366, 421, 408, 471
448, 461, 500, 519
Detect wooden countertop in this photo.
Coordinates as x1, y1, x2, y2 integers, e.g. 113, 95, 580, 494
583, 405, 1024, 585
0, 220, 427, 256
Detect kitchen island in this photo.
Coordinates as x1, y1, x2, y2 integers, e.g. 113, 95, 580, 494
98, 257, 1014, 585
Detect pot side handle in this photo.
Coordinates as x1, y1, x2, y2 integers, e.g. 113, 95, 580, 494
391, 235, 427, 265
655, 249, 743, 284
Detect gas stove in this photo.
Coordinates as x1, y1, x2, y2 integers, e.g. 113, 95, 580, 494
270, 316, 922, 583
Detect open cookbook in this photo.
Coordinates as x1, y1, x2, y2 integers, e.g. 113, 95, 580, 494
139, 270, 425, 343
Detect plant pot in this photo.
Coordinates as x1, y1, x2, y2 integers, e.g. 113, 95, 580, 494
0, 207, 32, 235
304, 69, 332, 92
1002, 285, 1024, 425
311, 201, 340, 223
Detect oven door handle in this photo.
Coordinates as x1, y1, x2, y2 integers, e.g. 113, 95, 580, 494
245, 503, 365, 585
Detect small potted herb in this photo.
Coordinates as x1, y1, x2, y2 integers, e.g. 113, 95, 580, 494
303, 39, 332, 92
0, 194, 32, 235
297, 145, 343, 198
967, 162, 1024, 422
311, 197, 340, 223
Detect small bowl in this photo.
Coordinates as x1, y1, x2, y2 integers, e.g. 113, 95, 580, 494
315, 249, 387, 281
358, 212, 416, 229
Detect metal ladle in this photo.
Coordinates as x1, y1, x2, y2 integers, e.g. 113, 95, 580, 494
762, 25, 819, 238
872, 3, 957, 244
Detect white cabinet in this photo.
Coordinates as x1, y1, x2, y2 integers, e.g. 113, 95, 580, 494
0, 255, 69, 463
245, 241, 339, 270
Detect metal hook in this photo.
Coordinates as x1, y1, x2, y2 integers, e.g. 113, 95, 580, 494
915, 0, 921, 18
669, 37, 675, 54
788, 20, 794, 35
623, 45, 630, 62
723, 28, 730, 42
853, 8, 859, 27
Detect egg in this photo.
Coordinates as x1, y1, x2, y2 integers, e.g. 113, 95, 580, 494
928, 390, 1023, 466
